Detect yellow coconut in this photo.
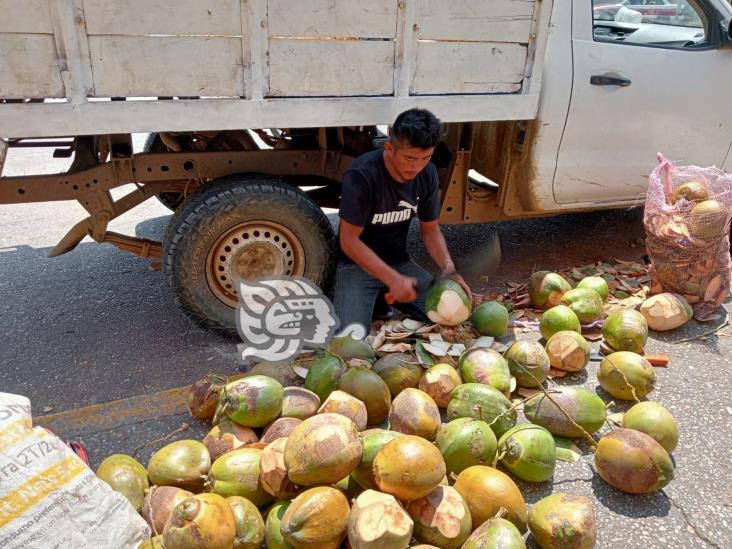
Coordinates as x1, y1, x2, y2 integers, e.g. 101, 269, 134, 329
284, 413, 362, 486
317, 390, 368, 430
640, 293, 693, 331
348, 490, 414, 549
373, 435, 446, 501
163, 493, 237, 549
203, 418, 259, 462
419, 364, 463, 408
453, 466, 527, 533
407, 485, 472, 548
142, 486, 193, 536
388, 388, 442, 440
280, 487, 351, 549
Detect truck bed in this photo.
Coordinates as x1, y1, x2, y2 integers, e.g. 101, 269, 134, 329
0, 0, 552, 138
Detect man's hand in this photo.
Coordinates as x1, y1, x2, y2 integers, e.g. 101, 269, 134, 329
446, 272, 473, 305
384, 274, 418, 304
441, 258, 473, 305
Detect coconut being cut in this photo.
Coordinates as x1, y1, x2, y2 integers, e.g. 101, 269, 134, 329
425, 279, 472, 326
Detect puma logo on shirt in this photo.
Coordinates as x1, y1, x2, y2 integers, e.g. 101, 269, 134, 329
372, 199, 418, 225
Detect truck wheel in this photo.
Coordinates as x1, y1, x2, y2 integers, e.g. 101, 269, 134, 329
143, 133, 191, 211
163, 175, 337, 335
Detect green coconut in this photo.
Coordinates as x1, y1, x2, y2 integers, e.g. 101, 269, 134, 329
418, 363, 463, 408
561, 288, 604, 323
333, 474, 365, 501
163, 493, 237, 549
545, 331, 590, 372
524, 387, 607, 438
327, 335, 376, 363
227, 496, 265, 549
529, 493, 597, 549
206, 448, 273, 508
388, 388, 442, 440
462, 517, 526, 549
284, 413, 362, 486
425, 279, 472, 326
281, 487, 350, 549
148, 440, 211, 492
371, 353, 424, 397
688, 199, 729, 238
281, 387, 321, 420
471, 301, 510, 337
339, 366, 392, 425
539, 305, 581, 340
602, 309, 648, 353
504, 340, 550, 388
529, 271, 572, 309
577, 276, 610, 302
348, 490, 415, 549
264, 501, 294, 549
497, 424, 556, 482
453, 466, 528, 533
640, 293, 693, 331
303, 355, 346, 402
351, 429, 404, 490
595, 429, 674, 494
435, 418, 497, 476
598, 351, 656, 400
373, 435, 446, 501
447, 383, 517, 438
622, 401, 679, 453
96, 454, 149, 512
218, 376, 284, 428
407, 486, 472, 548
458, 348, 512, 395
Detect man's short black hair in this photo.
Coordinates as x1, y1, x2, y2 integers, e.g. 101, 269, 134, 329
391, 108, 442, 149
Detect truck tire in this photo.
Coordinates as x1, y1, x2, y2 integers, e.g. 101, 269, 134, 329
143, 132, 190, 211
163, 175, 337, 335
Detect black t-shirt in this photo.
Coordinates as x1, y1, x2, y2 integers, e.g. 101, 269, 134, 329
338, 149, 441, 265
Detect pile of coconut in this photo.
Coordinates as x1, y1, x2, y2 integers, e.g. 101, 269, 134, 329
95, 271, 690, 549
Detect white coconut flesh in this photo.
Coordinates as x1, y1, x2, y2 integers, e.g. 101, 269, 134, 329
428, 291, 470, 326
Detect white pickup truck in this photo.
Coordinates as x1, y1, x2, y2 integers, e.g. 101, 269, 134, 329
1, 0, 731, 333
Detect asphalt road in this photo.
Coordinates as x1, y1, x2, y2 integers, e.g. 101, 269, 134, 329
1, 140, 731, 548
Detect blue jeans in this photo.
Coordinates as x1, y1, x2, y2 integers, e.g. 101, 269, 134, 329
333, 260, 434, 333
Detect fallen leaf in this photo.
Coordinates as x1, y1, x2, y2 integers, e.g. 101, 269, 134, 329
472, 336, 495, 349
415, 341, 436, 366
607, 412, 625, 426
402, 319, 424, 331
554, 437, 582, 463
427, 333, 445, 342
548, 368, 568, 379
422, 342, 448, 357
293, 366, 309, 379
377, 343, 412, 354
517, 387, 541, 398
371, 330, 386, 350
447, 344, 466, 357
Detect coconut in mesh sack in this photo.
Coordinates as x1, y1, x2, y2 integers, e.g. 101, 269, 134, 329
644, 154, 732, 320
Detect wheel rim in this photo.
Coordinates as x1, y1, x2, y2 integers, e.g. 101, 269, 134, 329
206, 221, 306, 307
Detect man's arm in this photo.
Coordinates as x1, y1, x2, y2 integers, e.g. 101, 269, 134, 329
420, 219, 472, 302
339, 219, 418, 303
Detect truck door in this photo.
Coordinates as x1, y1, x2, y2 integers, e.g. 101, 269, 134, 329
552, 0, 732, 206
